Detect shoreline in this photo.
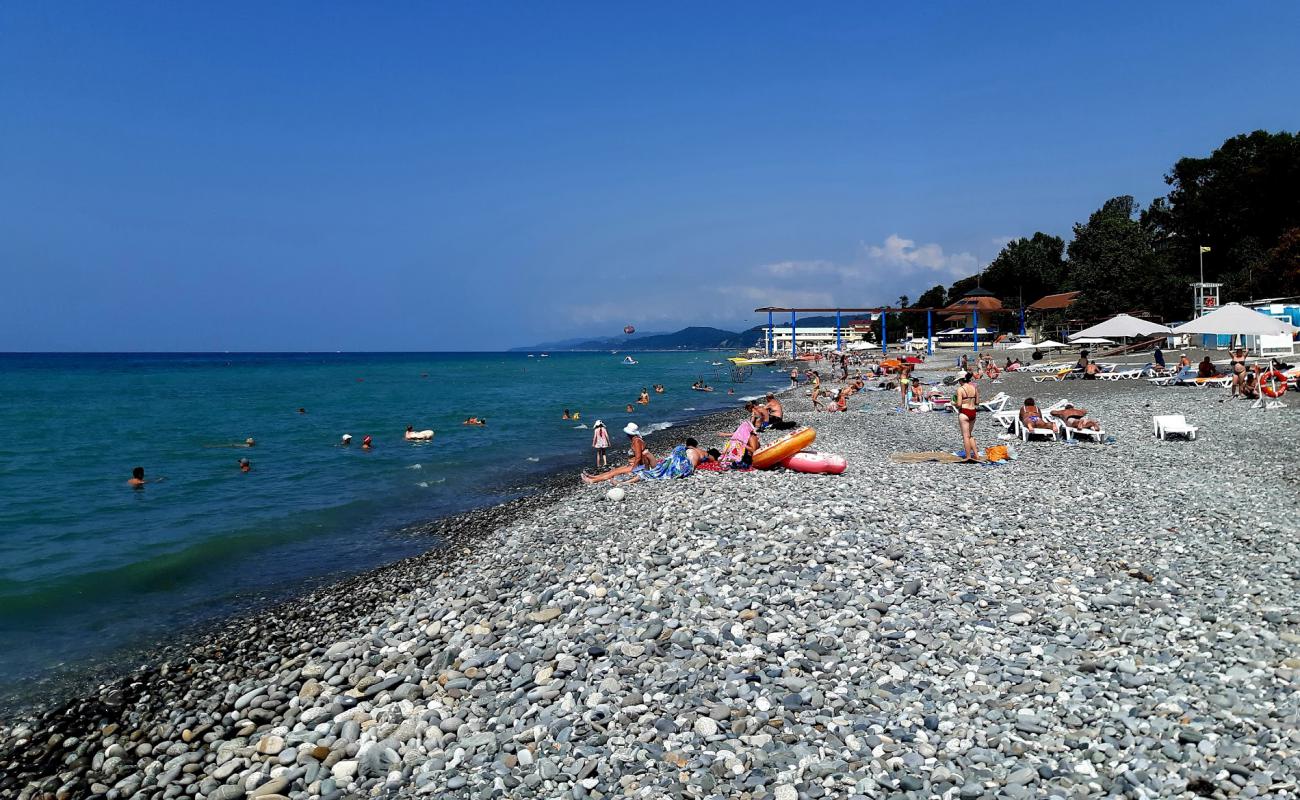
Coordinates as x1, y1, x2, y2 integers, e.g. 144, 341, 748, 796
0, 361, 784, 720
0, 402, 757, 767
7, 371, 1293, 799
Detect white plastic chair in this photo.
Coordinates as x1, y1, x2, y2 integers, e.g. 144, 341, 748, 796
991, 409, 1018, 433
1153, 414, 1198, 440
980, 392, 1010, 413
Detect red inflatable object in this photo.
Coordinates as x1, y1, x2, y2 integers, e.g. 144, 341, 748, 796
780, 451, 847, 474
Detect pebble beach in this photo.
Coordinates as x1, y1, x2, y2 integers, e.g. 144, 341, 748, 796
3, 366, 1299, 800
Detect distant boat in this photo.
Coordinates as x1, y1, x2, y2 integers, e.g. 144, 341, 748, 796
540, 353, 549, 358
527, 354, 535, 358
729, 356, 777, 366
622, 356, 638, 365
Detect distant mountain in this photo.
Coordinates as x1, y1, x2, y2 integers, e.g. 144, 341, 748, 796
514, 316, 873, 352
513, 326, 762, 352
511, 331, 672, 352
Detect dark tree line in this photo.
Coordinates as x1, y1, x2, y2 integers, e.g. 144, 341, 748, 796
909, 130, 1300, 325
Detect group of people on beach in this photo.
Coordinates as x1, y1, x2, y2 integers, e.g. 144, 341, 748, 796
584, 390, 796, 484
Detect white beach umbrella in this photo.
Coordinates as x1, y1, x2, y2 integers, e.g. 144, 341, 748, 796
1070, 337, 1116, 345
1005, 340, 1039, 350
1036, 340, 1068, 349
846, 340, 878, 351
1171, 303, 1298, 336
1070, 313, 1172, 340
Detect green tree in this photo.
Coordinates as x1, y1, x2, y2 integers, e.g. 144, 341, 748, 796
1066, 196, 1182, 320
1148, 130, 1300, 300
913, 285, 946, 309
979, 233, 1067, 307
945, 275, 980, 304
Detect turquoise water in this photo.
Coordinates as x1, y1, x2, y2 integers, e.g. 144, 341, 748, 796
0, 351, 784, 706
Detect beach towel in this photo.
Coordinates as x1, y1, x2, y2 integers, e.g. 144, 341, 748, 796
634, 444, 694, 480
720, 420, 754, 466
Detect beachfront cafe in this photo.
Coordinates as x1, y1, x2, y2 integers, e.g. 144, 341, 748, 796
937, 289, 1002, 349
766, 324, 873, 354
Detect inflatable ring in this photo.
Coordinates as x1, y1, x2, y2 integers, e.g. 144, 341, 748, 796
1262, 370, 1288, 399
752, 427, 816, 470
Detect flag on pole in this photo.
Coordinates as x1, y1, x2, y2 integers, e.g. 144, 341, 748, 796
1199, 245, 1211, 253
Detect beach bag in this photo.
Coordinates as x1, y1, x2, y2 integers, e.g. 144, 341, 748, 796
984, 444, 1015, 462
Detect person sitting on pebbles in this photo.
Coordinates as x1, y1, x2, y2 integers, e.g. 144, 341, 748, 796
581, 422, 655, 483
1050, 403, 1101, 432
584, 436, 709, 484
1019, 397, 1060, 436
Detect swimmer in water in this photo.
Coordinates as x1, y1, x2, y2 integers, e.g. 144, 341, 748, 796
239, 457, 251, 473
362, 435, 373, 450
341, 433, 353, 445
203, 436, 256, 449
572, 410, 580, 420
464, 417, 486, 426
638, 388, 650, 404
562, 409, 571, 420
128, 466, 164, 487
298, 408, 307, 414
626, 403, 635, 413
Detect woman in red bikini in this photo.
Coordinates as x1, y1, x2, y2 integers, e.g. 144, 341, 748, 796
955, 372, 980, 462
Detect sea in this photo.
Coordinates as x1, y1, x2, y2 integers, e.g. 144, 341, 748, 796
0, 351, 786, 712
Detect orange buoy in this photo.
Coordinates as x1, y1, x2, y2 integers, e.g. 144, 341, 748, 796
1261, 370, 1288, 399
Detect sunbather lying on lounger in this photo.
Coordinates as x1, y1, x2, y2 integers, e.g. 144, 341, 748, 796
1050, 403, 1100, 431
1020, 398, 1060, 434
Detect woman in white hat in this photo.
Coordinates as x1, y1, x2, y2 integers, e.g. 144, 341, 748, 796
581, 422, 655, 483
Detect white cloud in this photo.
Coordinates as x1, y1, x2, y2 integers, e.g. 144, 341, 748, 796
759, 260, 846, 278
863, 234, 976, 278
551, 233, 979, 337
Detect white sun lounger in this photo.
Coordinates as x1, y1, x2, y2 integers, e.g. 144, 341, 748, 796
979, 392, 1010, 413
1153, 414, 1198, 440
1015, 399, 1065, 442
1096, 368, 1142, 381
1056, 407, 1107, 442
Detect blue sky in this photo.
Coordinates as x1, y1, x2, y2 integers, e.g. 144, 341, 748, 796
3, 2, 1298, 350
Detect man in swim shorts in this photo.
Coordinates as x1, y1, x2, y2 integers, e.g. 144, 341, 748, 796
1050, 403, 1101, 431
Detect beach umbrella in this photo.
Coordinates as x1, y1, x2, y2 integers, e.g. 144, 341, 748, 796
1170, 303, 1298, 336
1036, 340, 1068, 349
1070, 337, 1116, 345
846, 341, 878, 351
1070, 313, 1172, 340
1005, 340, 1039, 350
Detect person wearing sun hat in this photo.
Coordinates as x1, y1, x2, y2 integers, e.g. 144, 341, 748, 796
581, 421, 655, 483
591, 420, 610, 469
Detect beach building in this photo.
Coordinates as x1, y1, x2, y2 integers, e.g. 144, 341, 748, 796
766, 325, 871, 353
937, 288, 1002, 349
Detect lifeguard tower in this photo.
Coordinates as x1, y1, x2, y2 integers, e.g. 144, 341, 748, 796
1191, 282, 1224, 348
